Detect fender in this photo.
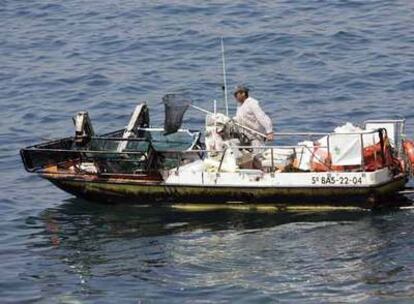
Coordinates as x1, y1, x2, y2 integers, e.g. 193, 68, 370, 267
403, 139, 414, 172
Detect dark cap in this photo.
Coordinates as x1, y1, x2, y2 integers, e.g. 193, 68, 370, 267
233, 85, 249, 96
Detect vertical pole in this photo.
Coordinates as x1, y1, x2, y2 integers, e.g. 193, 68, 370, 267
372, 133, 377, 171
271, 147, 275, 173
360, 134, 365, 171
327, 135, 331, 170
221, 37, 229, 116
176, 152, 181, 176
215, 148, 227, 184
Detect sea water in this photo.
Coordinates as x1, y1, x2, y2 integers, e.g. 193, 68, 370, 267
1, 1, 414, 303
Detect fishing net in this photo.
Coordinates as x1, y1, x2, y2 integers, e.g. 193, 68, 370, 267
163, 94, 192, 135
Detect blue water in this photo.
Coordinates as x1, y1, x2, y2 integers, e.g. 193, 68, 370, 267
1, 0, 414, 303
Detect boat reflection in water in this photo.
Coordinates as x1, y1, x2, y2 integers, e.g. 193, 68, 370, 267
24, 198, 414, 302
39, 198, 374, 241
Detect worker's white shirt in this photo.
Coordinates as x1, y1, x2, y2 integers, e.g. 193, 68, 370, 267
234, 97, 273, 140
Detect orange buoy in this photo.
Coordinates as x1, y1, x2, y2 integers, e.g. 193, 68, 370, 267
403, 139, 414, 171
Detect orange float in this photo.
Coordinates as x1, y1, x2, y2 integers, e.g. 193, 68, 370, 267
403, 139, 414, 171
310, 138, 398, 172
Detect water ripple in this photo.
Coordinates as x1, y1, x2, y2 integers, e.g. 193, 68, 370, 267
1, 0, 414, 302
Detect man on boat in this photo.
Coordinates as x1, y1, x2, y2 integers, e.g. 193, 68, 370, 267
233, 85, 274, 147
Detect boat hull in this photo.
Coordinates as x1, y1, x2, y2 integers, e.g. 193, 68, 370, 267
44, 173, 409, 209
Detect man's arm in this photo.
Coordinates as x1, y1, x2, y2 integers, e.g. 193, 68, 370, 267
250, 100, 273, 137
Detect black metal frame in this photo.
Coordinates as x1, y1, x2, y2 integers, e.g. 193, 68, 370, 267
20, 128, 203, 175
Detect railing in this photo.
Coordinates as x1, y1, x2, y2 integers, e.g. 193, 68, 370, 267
363, 119, 405, 156
21, 128, 393, 177
168, 128, 391, 174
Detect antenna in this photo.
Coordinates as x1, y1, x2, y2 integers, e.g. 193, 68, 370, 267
221, 37, 229, 116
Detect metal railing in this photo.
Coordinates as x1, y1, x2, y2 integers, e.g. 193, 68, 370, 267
21, 128, 393, 177
363, 119, 405, 156
168, 128, 391, 174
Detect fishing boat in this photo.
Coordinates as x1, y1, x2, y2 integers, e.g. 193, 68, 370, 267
21, 96, 414, 209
